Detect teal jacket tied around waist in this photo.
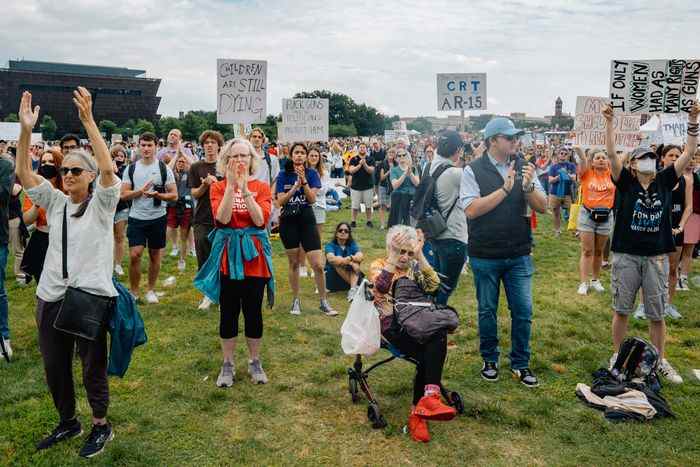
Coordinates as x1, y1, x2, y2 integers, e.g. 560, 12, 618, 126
194, 226, 275, 307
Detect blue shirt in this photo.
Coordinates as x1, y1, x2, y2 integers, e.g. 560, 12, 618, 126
275, 168, 321, 208
460, 153, 545, 210
548, 162, 576, 197
324, 241, 360, 273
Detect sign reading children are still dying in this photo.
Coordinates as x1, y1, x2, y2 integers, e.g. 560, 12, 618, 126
217, 59, 267, 124
437, 73, 487, 111
609, 60, 700, 114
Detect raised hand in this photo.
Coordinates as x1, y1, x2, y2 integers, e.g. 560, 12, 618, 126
225, 158, 236, 186
602, 104, 614, 124
503, 162, 516, 193
72, 86, 94, 123
18, 91, 40, 131
689, 100, 700, 123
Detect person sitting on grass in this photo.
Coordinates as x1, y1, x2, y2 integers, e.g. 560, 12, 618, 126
324, 222, 364, 301
368, 225, 456, 443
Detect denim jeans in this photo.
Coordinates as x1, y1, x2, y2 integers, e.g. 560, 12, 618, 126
470, 255, 534, 369
0, 245, 9, 339
431, 238, 468, 305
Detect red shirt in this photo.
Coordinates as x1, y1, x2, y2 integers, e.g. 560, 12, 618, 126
210, 179, 272, 278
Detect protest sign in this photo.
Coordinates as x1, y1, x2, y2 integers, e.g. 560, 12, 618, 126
217, 59, 267, 124
384, 129, 409, 143
609, 60, 700, 113
31, 133, 43, 144
278, 98, 329, 143
0, 122, 20, 141
111, 134, 123, 144
660, 113, 688, 145
437, 73, 487, 111
574, 96, 641, 150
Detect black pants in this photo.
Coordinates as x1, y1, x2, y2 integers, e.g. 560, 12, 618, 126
388, 192, 413, 228
219, 275, 267, 339
193, 224, 214, 270
386, 329, 447, 404
36, 298, 109, 422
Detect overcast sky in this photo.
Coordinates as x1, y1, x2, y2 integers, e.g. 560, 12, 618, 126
2, 0, 697, 119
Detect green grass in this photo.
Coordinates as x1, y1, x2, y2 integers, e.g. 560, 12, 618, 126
1, 209, 700, 466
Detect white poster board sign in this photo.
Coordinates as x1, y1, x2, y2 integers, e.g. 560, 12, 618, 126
216, 59, 267, 124
278, 98, 329, 143
609, 60, 699, 114
111, 134, 123, 144
384, 129, 409, 143
660, 113, 688, 145
574, 96, 641, 150
31, 133, 43, 144
437, 73, 487, 111
0, 122, 21, 141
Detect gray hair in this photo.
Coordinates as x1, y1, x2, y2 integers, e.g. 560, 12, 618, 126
63, 148, 97, 172
385, 225, 418, 251
217, 138, 259, 177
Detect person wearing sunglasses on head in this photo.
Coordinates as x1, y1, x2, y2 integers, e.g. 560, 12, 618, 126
16, 88, 121, 458
460, 117, 547, 388
547, 147, 577, 236
603, 101, 700, 386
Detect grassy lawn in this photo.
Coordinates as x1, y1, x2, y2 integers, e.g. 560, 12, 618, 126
1, 208, 699, 466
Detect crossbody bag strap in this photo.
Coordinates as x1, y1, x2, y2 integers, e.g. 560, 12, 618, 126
62, 203, 68, 281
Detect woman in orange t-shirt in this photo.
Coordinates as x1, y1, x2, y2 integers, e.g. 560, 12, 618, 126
208, 138, 272, 388
574, 147, 616, 295
21, 147, 63, 283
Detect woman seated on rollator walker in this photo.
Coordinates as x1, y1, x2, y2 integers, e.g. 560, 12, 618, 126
368, 225, 457, 443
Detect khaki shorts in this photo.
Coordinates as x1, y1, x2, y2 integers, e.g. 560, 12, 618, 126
549, 195, 572, 209
351, 189, 374, 210
611, 253, 668, 321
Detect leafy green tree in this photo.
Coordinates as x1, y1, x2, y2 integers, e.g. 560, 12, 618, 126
99, 119, 118, 138
293, 90, 388, 136
4, 113, 18, 122
330, 123, 357, 137
158, 117, 182, 139
407, 117, 432, 134
134, 119, 156, 136
40, 115, 57, 140
180, 112, 208, 141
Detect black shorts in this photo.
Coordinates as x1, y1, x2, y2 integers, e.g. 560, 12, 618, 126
127, 215, 167, 249
279, 207, 321, 251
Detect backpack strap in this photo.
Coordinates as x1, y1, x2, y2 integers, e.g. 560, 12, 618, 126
158, 160, 168, 186
264, 151, 272, 184
128, 163, 136, 188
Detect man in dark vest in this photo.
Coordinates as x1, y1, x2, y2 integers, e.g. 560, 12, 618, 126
460, 117, 547, 387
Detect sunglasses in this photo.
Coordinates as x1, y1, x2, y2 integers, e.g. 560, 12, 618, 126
60, 167, 85, 176
337, 229, 350, 234
399, 249, 415, 257
62, 144, 79, 151
499, 135, 517, 142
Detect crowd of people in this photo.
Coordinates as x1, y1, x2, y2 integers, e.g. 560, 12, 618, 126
0, 87, 698, 454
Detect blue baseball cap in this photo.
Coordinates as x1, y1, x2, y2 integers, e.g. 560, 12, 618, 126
483, 117, 524, 140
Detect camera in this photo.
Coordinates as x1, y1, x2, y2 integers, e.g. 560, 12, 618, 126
152, 184, 166, 207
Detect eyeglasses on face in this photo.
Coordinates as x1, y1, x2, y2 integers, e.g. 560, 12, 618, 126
337, 229, 350, 234
229, 153, 250, 160
399, 249, 415, 257
62, 144, 79, 151
60, 167, 85, 176
498, 135, 517, 142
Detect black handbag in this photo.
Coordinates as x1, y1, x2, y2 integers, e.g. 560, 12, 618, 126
588, 207, 611, 223
53, 204, 115, 341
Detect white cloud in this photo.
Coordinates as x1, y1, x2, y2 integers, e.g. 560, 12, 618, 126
1, 0, 697, 120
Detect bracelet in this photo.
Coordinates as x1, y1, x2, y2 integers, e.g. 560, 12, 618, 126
501, 186, 511, 195
688, 122, 699, 137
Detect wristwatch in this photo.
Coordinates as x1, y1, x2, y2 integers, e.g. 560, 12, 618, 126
523, 183, 535, 193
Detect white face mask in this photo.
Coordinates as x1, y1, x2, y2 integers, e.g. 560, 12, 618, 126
636, 158, 656, 174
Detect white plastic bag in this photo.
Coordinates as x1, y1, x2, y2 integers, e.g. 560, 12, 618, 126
341, 280, 381, 356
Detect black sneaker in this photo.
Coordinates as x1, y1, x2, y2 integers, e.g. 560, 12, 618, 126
511, 368, 539, 387
366, 221, 374, 228
79, 423, 114, 458
350, 221, 357, 228
36, 418, 83, 451
480, 361, 499, 381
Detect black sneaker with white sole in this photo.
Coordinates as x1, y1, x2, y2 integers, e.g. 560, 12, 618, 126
79, 423, 114, 458
511, 368, 539, 387
36, 418, 83, 451
481, 361, 499, 381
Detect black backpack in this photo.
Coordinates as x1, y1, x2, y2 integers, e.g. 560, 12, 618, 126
411, 163, 458, 240
128, 160, 168, 189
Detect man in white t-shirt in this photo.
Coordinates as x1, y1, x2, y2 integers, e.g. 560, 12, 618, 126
121, 132, 177, 303
248, 128, 279, 186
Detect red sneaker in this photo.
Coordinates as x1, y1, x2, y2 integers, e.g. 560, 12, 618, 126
414, 393, 457, 421
407, 413, 430, 442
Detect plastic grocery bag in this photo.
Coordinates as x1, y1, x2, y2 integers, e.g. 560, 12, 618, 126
341, 280, 381, 356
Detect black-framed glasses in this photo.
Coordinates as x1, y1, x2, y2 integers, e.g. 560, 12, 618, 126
62, 144, 79, 151
60, 167, 85, 176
